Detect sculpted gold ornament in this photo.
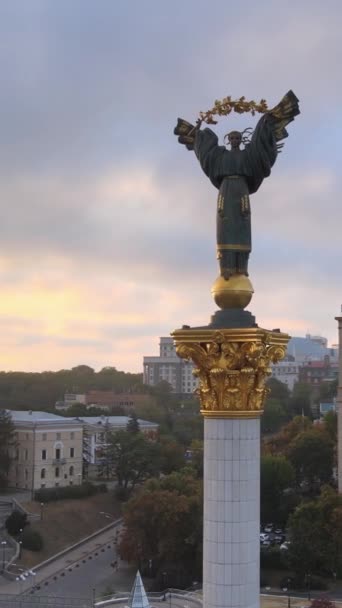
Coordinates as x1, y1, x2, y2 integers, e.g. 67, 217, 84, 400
198, 96, 269, 126
172, 328, 289, 418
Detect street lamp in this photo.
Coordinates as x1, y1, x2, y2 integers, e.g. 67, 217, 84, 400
306, 573, 311, 601
40, 503, 44, 521
287, 578, 291, 608
1, 541, 7, 572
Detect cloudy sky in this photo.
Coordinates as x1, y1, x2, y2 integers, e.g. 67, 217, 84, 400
0, 0, 341, 372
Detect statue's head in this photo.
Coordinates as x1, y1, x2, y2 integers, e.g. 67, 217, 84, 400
224, 131, 242, 149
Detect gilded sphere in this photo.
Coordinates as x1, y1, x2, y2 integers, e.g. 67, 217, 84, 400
211, 274, 254, 310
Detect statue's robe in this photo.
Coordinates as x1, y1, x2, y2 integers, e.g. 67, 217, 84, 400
194, 115, 278, 278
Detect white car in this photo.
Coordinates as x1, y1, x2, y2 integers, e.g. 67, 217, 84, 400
280, 541, 291, 551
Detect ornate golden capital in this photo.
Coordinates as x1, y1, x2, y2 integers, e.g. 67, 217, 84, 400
171, 327, 289, 418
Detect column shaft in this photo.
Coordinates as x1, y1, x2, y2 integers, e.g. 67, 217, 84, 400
203, 417, 260, 608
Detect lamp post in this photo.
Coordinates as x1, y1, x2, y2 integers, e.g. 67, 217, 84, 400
40, 503, 44, 521
1, 541, 7, 572
306, 573, 311, 601
287, 578, 291, 608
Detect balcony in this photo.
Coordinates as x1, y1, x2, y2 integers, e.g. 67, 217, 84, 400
53, 458, 66, 465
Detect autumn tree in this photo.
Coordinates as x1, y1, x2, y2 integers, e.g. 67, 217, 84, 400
119, 469, 202, 586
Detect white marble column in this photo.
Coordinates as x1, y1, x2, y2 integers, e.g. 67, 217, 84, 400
203, 417, 260, 608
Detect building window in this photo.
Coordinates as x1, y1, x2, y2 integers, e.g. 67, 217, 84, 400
69, 466, 74, 476
70, 432, 74, 440
70, 447, 74, 458
25, 469, 28, 480
42, 433, 47, 441
25, 433, 29, 440
55, 467, 60, 478
55, 448, 61, 460
42, 449, 47, 461
41, 484, 45, 488
24, 449, 28, 460
41, 468, 46, 479
56, 433, 61, 440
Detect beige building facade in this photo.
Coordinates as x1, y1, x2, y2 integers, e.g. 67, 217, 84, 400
8, 411, 83, 492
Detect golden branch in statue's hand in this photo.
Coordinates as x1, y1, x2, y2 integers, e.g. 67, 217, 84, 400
199, 96, 269, 125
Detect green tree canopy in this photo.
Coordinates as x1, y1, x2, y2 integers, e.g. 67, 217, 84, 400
261, 398, 287, 434
288, 486, 342, 578
288, 428, 334, 492
261, 454, 296, 525
109, 430, 160, 492
119, 469, 202, 586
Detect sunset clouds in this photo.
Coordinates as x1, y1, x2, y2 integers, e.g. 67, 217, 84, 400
0, 0, 341, 371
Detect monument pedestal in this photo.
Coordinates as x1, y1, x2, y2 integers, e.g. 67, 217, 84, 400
172, 325, 289, 608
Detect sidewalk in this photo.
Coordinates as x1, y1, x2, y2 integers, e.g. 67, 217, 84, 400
0, 520, 122, 594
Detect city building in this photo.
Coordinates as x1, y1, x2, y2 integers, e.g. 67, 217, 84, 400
8, 411, 83, 492
143, 337, 199, 395
56, 391, 153, 412
299, 357, 339, 387
270, 359, 300, 391
79, 415, 159, 466
287, 334, 338, 363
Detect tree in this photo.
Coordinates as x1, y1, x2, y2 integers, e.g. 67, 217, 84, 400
119, 470, 202, 586
126, 412, 140, 434
261, 398, 287, 434
289, 382, 313, 418
288, 486, 342, 578
5, 511, 28, 536
323, 411, 337, 443
261, 455, 296, 525
109, 430, 160, 493
262, 415, 312, 458
288, 500, 329, 578
267, 377, 290, 404
288, 428, 334, 492
0, 409, 16, 488
158, 438, 185, 475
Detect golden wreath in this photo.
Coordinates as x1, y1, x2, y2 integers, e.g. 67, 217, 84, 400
199, 96, 269, 125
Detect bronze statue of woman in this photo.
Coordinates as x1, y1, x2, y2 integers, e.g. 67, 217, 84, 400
174, 90, 299, 281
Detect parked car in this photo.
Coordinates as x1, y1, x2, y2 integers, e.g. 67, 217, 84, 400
260, 533, 269, 542
280, 541, 291, 551
264, 524, 273, 533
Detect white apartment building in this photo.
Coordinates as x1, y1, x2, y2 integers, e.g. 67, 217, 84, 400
8, 411, 83, 492
143, 337, 199, 395
270, 360, 300, 391
79, 415, 159, 465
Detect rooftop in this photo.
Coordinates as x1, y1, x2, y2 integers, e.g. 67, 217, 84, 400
8, 411, 82, 426
74, 416, 159, 428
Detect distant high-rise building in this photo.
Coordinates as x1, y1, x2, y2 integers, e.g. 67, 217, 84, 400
143, 337, 199, 395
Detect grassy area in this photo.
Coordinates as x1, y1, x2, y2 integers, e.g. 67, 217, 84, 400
17, 492, 121, 568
